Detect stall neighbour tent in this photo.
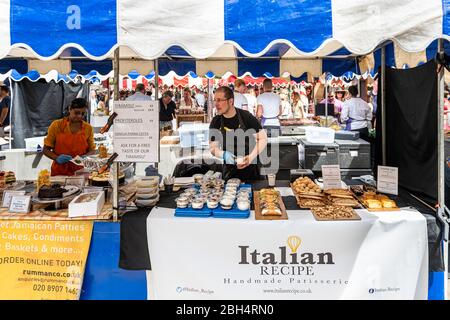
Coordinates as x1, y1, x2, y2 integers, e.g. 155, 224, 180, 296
0, 0, 448, 299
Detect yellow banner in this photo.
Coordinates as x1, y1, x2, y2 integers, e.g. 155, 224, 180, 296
0, 220, 93, 300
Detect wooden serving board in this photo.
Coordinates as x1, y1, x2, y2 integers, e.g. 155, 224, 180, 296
254, 191, 288, 220
311, 209, 361, 221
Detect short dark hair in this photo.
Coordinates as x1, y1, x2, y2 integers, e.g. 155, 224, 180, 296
0, 86, 9, 94
162, 91, 173, 98
348, 85, 358, 97
215, 86, 234, 100
135, 83, 145, 92
70, 98, 88, 109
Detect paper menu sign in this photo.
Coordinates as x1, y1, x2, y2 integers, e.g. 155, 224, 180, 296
377, 166, 398, 195
321, 165, 342, 190
9, 195, 31, 213
113, 100, 159, 163
2, 191, 26, 208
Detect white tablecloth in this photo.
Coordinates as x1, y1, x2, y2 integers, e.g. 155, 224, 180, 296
147, 207, 428, 300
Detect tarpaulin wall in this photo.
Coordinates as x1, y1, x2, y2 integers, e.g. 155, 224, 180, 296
11, 79, 89, 148
375, 60, 438, 203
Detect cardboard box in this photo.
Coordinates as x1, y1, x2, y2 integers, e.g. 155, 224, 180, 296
69, 192, 105, 218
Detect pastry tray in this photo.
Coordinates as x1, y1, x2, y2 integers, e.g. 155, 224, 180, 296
350, 188, 401, 212
174, 206, 212, 218
291, 183, 362, 210
212, 203, 250, 219
254, 190, 288, 220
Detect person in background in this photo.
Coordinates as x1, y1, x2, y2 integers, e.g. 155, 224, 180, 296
292, 91, 305, 119
97, 94, 106, 114
202, 91, 208, 112
126, 83, 152, 101
43, 98, 96, 176
254, 86, 260, 98
280, 93, 293, 118
244, 86, 257, 116
371, 81, 378, 129
444, 92, 450, 131
320, 92, 343, 120
159, 91, 177, 130
256, 79, 282, 137
146, 89, 154, 100
340, 85, 373, 141
233, 79, 248, 111
174, 87, 182, 104
0, 86, 11, 128
305, 86, 314, 114
90, 90, 98, 114
335, 89, 346, 102
194, 87, 206, 109
178, 87, 198, 108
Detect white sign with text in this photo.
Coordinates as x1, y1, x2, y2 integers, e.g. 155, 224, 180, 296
2, 191, 26, 208
321, 165, 342, 190
377, 166, 399, 195
113, 101, 159, 163
9, 195, 31, 213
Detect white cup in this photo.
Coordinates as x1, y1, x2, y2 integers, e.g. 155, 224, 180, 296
267, 174, 276, 187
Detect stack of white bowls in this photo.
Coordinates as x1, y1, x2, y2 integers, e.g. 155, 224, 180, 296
135, 177, 160, 207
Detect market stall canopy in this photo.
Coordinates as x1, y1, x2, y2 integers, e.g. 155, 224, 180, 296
1, 1, 449, 70
1, 0, 447, 59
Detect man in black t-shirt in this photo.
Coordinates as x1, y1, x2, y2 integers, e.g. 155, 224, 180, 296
209, 86, 267, 181
0, 86, 11, 127
159, 91, 177, 130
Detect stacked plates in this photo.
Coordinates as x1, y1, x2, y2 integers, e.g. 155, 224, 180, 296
135, 177, 160, 207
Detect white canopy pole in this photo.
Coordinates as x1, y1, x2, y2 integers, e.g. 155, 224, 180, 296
437, 39, 448, 299
154, 59, 160, 173
324, 74, 328, 127
154, 59, 159, 101
381, 46, 386, 165
112, 47, 120, 221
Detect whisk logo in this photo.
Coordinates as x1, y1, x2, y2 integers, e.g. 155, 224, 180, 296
287, 236, 301, 253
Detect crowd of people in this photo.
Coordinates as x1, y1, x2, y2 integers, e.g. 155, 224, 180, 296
89, 77, 383, 139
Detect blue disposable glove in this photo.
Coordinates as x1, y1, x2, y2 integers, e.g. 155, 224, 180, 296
222, 151, 236, 165
56, 154, 72, 164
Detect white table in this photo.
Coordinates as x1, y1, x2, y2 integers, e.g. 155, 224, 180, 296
147, 207, 428, 300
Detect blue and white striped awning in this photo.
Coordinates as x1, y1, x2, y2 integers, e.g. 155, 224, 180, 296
1, 0, 449, 80
1, 0, 448, 59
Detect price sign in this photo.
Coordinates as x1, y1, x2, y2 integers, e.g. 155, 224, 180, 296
377, 166, 398, 195
2, 191, 26, 208
113, 101, 159, 163
321, 165, 342, 190
9, 195, 31, 213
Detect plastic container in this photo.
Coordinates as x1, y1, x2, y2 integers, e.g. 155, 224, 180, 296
304, 126, 335, 144
178, 123, 210, 148
24, 136, 46, 150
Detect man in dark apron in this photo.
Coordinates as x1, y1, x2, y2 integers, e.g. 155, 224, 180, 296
209, 86, 268, 182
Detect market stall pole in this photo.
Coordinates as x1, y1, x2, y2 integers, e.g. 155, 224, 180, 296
381, 46, 387, 165
154, 59, 160, 174
437, 39, 449, 285
112, 47, 120, 221
325, 78, 328, 125
207, 78, 213, 122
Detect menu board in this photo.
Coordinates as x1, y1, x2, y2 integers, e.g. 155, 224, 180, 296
321, 165, 342, 190
113, 101, 159, 163
377, 166, 398, 195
